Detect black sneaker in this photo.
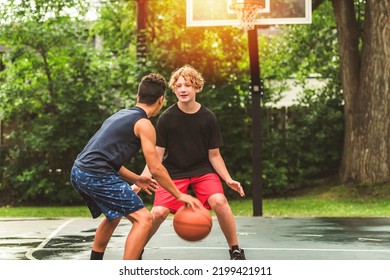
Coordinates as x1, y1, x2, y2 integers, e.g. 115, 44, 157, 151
229, 248, 246, 260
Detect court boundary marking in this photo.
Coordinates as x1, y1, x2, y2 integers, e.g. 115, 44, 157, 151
26, 245, 390, 256
25, 219, 74, 260
146, 246, 390, 253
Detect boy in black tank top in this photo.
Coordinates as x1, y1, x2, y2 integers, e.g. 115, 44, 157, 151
70, 73, 201, 260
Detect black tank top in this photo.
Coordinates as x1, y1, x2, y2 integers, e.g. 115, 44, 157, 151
75, 106, 147, 173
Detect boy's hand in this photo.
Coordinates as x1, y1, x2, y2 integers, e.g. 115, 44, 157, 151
177, 194, 202, 211
133, 176, 159, 195
226, 180, 245, 197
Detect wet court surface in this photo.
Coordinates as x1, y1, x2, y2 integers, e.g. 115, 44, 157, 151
1, 217, 390, 260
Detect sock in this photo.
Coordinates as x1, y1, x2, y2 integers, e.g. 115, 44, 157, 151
231, 245, 240, 252
90, 250, 104, 260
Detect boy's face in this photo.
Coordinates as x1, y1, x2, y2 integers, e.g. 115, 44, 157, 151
173, 76, 197, 104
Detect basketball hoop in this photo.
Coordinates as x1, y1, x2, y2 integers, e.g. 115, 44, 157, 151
229, 1, 263, 32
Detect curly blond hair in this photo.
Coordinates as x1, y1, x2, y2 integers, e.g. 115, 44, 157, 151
168, 65, 204, 92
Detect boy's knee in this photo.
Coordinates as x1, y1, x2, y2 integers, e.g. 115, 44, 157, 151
208, 193, 229, 209
151, 207, 170, 223
143, 212, 153, 227
133, 209, 153, 229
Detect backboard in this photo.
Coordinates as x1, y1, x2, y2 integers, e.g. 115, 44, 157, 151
186, 0, 311, 27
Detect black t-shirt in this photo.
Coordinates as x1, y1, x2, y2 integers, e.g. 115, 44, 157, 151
75, 106, 147, 173
156, 103, 223, 179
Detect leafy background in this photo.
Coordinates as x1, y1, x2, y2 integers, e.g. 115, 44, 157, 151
0, 0, 345, 205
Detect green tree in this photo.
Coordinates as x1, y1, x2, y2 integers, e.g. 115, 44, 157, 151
256, 1, 344, 194
329, 0, 390, 185
0, 0, 139, 205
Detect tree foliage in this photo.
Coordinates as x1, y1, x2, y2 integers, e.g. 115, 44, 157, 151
1, 0, 384, 205
256, 1, 344, 194
0, 0, 140, 205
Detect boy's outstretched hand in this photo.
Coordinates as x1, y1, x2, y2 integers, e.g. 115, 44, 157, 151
226, 180, 245, 197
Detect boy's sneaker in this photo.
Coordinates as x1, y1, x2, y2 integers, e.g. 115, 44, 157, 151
229, 248, 246, 260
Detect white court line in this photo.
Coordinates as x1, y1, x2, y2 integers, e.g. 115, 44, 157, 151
25, 219, 74, 260
358, 238, 383, 242
147, 246, 390, 253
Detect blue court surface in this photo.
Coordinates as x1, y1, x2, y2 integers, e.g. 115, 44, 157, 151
1, 216, 390, 260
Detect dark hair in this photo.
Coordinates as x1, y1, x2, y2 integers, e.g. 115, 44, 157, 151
138, 73, 167, 105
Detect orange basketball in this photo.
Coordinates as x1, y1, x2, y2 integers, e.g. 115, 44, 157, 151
173, 205, 212, 242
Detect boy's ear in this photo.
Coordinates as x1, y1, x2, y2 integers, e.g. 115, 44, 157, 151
158, 95, 164, 104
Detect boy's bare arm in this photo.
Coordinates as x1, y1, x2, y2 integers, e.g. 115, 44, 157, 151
209, 148, 245, 197
135, 119, 202, 209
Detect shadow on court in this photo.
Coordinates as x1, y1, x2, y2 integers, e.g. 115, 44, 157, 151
1, 217, 390, 260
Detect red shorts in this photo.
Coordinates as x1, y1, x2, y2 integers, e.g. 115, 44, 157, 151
153, 173, 224, 213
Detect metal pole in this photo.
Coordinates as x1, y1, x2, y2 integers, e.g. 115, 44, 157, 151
247, 27, 263, 216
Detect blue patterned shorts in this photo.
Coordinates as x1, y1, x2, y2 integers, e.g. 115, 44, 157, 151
70, 165, 145, 221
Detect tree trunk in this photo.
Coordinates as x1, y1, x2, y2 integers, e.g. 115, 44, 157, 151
333, 0, 390, 184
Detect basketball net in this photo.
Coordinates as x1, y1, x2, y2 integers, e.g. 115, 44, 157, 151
229, 1, 263, 32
